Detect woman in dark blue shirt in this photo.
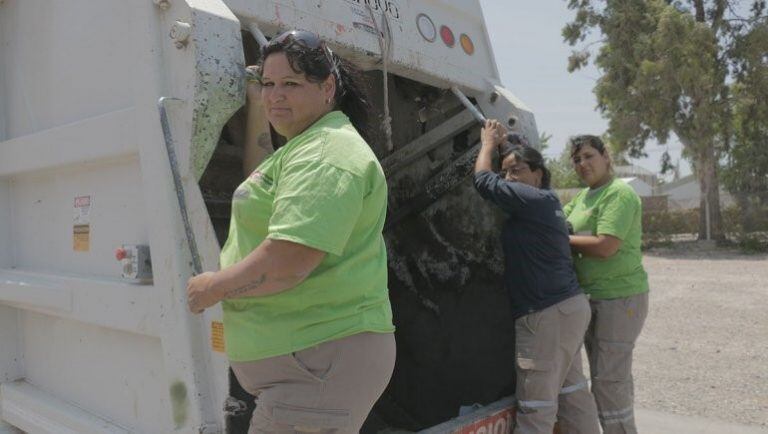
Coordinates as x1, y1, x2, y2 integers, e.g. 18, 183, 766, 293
473, 119, 599, 434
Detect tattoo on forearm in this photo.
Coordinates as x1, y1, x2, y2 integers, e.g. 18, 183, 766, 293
226, 274, 267, 298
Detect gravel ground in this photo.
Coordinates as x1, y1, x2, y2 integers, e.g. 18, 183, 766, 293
634, 243, 768, 427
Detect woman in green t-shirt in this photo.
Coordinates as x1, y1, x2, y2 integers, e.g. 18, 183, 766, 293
185, 30, 395, 433
563, 135, 649, 434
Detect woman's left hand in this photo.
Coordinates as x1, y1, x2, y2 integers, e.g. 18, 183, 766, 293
187, 271, 220, 314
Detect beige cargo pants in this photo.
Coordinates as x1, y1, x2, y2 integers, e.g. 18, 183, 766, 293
513, 294, 600, 434
585, 292, 649, 434
230, 332, 396, 434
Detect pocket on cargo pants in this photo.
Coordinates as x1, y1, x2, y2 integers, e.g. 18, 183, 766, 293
249, 402, 351, 434
591, 293, 648, 382
594, 340, 634, 382
514, 310, 557, 415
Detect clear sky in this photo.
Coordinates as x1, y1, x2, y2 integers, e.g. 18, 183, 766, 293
479, 0, 691, 178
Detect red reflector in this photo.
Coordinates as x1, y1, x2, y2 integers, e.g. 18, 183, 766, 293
115, 248, 127, 261
440, 25, 455, 47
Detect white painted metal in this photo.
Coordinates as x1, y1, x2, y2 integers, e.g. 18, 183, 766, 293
0, 1, 539, 433
0, 109, 138, 178
0, 181, 10, 269
2, 381, 131, 434
0, 420, 24, 434
228, 0, 500, 91
0, 305, 22, 384
0, 1, 135, 140
0, 0, 239, 432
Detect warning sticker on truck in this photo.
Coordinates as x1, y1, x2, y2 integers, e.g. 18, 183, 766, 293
73, 195, 92, 252
211, 321, 225, 353
73, 225, 90, 251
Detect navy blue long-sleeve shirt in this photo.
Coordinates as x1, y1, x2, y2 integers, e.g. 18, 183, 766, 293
474, 170, 582, 319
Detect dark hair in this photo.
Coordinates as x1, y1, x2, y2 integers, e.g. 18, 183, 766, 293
500, 144, 552, 189
258, 31, 373, 141
569, 134, 608, 158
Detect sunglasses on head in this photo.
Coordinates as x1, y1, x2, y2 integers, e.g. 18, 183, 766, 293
265, 30, 340, 79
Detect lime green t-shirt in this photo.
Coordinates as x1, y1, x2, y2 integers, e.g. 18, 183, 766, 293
563, 178, 649, 300
219, 111, 394, 362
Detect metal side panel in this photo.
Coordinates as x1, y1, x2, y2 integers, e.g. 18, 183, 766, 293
132, 0, 243, 431
0, 269, 160, 337
0, 305, 22, 384
0, 0, 135, 140
15, 311, 169, 433
0, 421, 23, 434
9, 157, 148, 278
0, 0, 239, 431
0, 180, 10, 269
0, 108, 139, 178
0, 2, 6, 144
1, 380, 131, 434
227, 0, 499, 91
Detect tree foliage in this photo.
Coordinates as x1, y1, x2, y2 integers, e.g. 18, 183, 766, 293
722, 20, 768, 194
563, 0, 768, 239
536, 131, 583, 189
548, 147, 584, 189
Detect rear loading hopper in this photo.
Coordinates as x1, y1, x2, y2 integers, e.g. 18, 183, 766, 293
0, 1, 538, 432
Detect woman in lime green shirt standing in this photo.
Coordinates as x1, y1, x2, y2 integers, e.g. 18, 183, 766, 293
563, 135, 649, 434
185, 30, 395, 433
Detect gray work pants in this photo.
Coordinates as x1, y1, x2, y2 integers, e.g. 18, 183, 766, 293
231, 332, 396, 434
586, 292, 649, 434
513, 294, 600, 434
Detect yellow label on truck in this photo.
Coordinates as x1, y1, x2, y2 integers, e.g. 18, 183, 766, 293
211, 321, 225, 353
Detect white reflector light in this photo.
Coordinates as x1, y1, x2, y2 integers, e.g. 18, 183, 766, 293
416, 13, 436, 42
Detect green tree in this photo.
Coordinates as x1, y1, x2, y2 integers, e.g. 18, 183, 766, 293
722, 20, 768, 232
536, 131, 582, 189
538, 131, 553, 153
722, 21, 768, 195
563, 0, 767, 240
548, 147, 584, 189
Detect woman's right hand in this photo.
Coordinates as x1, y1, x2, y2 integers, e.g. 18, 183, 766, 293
186, 271, 221, 314
481, 119, 507, 150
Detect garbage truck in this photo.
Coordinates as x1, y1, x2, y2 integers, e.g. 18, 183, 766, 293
0, 0, 539, 432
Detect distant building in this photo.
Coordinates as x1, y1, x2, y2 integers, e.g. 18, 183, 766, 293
619, 177, 654, 197
556, 166, 667, 210
659, 174, 734, 210
614, 165, 659, 193
556, 177, 657, 206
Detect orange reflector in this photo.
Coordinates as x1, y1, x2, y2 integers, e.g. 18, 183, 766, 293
460, 34, 475, 55
440, 25, 455, 47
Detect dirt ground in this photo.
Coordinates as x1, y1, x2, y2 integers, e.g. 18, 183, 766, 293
634, 243, 768, 427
